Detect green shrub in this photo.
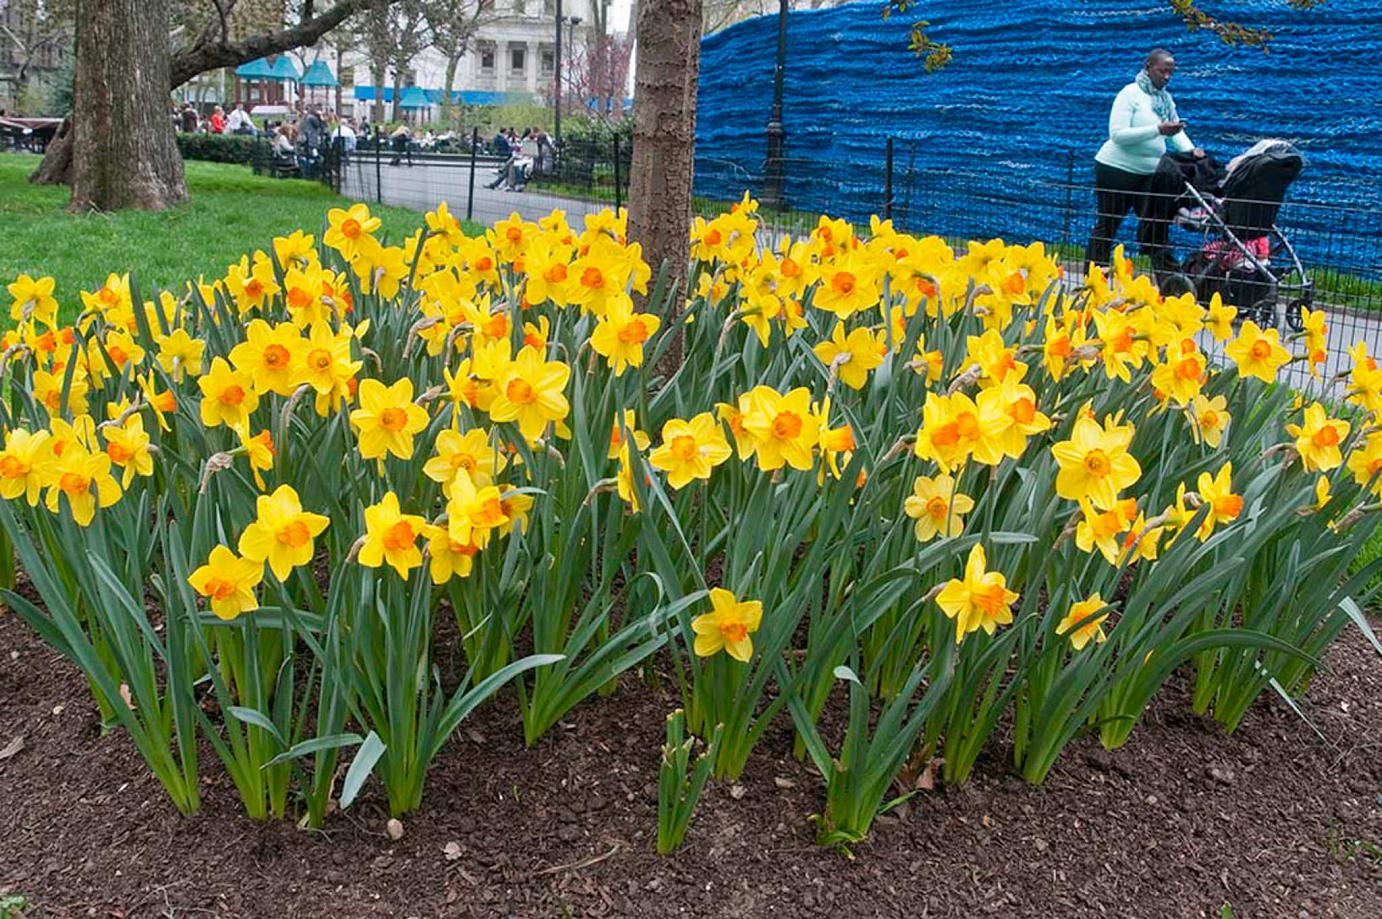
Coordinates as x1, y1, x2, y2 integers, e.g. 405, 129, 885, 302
176, 133, 259, 166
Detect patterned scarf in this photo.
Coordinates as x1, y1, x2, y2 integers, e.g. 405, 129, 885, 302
1135, 69, 1177, 123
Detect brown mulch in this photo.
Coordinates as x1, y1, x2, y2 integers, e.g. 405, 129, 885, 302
2, 606, 1381, 919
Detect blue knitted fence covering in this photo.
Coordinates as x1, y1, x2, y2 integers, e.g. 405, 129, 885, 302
695, 0, 1382, 265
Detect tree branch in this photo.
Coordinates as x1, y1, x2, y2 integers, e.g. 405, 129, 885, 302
168, 0, 383, 89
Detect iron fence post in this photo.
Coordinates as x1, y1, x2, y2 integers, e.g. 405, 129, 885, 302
1062, 148, 1075, 254
613, 135, 622, 212
467, 127, 479, 223
884, 137, 894, 222
374, 126, 382, 205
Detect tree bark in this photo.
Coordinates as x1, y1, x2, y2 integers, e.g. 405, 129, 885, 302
67, 0, 187, 212
627, 0, 701, 315
28, 114, 73, 185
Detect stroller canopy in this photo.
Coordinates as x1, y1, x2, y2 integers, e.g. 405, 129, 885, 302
1219, 143, 1304, 238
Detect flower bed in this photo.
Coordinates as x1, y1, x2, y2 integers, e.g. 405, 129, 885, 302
2, 196, 1379, 851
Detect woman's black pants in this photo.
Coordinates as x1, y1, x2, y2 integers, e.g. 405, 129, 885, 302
1085, 161, 1174, 269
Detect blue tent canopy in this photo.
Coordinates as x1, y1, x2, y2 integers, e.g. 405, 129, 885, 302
300, 60, 338, 88
269, 56, 300, 81
352, 86, 534, 107
233, 58, 276, 80
398, 86, 432, 109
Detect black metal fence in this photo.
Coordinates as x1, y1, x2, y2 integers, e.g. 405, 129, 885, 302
325, 130, 631, 229
310, 131, 1382, 395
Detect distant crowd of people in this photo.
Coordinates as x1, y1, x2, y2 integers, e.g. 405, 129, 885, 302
169, 99, 565, 191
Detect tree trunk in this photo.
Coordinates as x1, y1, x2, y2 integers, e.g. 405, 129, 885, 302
67, 0, 187, 212
371, 62, 386, 123
442, 54, 460, 125
627, 0, 701, 313
29, 114, 74, 185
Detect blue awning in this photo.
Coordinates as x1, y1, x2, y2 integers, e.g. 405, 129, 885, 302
269, 56, 300, 81
234, 58, 276, 79
398, 86, 432, 109
352, 86, 535, 107
300, 59, 338, 88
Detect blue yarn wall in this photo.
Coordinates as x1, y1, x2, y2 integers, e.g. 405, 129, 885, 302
695, 0, 1382, 258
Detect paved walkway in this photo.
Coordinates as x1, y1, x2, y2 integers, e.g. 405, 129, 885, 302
339, 156, 615, 228
337, 156, 1382, 396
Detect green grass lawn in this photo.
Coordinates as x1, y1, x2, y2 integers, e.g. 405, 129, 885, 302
0, 155, 449, 325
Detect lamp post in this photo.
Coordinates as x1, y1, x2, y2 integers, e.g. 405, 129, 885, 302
554, 0, 563, 148
762, 0, 789, 211
554, 5, 583, 150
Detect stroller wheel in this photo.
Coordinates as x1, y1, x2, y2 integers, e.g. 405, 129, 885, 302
1157, 272, 1195, 299
1284, 298, 1309, 334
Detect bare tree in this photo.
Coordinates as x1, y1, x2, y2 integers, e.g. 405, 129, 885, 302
422, 0, 494, 125
564, 29, 632, 120
0, 0, 73, 108
359, 0, 425, 123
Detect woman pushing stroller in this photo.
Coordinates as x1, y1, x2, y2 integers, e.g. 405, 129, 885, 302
1086, 48, 1207, 273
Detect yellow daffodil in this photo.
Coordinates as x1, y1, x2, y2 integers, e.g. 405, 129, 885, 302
424, 428, 505, 493
1075, 497, 1138, 565
1056, 594, 1110, 650
44, 441, 121, 526
903, 473, 974, 542
198, 357, 259, 429
237, 485, 330, 582
298, 321, 362, 415
1347, 431, 1382, 494
101, 415, 153, 488
8, 274, 58, 326
1285, 403, 1349, 473
813, 323, 886, 390
323, 203, 382, 262
358, 492, 427, 578
1195, 462, 1244, 540
607, 409, 651, 460
230, 319, 304, 396
154, 327, 206, 381
1204, 293, 1236, 341
350, 378, 430, 461
488, 345, 572, 441
649, 412, 732, 489
914, 390, 1008, 472
426, 524, 480, 584
739, 385, 820, 472
446, 471, 511, 550
690, 588, 763, 662
1187, 394, 1230, 449
238, 427, 275, 491
1225, 320, 1292, 383
188, 545, 263, 621
1149, 340, 1207, 407
935, 543, 1019, 643
589, 296, 660, 376
0, 428, 57, 506
1051, 415, 1141, 507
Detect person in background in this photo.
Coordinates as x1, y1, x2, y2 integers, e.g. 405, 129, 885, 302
534, 126, 554, 174
330, 115, 357, 154
271, 123, 296, 161
492, 128, 511, 158
1086, 48, 1205, 272
226, 102, 254, 135
389, 123, 413, 167
209, 105, 226, 134
179, 102, 199, 133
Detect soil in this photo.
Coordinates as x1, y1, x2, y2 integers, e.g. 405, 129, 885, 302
2, 606, 1381, 919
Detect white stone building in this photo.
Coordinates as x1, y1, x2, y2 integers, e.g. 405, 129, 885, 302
334, 0, 630, 123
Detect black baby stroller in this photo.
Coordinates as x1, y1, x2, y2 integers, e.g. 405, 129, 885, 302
1155, 141, 1313, 333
